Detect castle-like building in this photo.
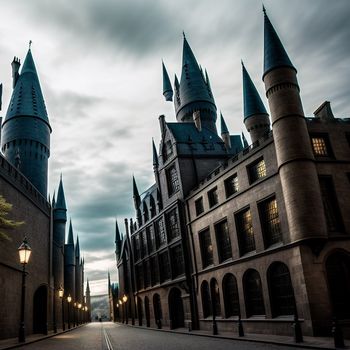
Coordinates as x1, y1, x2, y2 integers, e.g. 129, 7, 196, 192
0, 48, 91, 339
115, 9, 350, 337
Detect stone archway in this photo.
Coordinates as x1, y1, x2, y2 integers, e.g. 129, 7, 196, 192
33, 285, 48, 334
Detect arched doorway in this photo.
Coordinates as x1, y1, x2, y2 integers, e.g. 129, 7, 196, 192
144, 296, 150, 327
222, 273, 240, 318
33, 285, 47, 334
326, 252, 350, 319
153, 294, 162, 328
243, 269, 265, 317
137, 297, 143, 326
168, 288, 184, 329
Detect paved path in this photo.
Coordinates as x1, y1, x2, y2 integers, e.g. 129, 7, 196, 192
14, 322, 307, 350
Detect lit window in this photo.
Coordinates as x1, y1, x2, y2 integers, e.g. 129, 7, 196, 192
224, 174, 239, 198
248, 158, 266, 184
236, 208, 256, 255
311, 137, 329, 156
199, 228, 213, 268
215, 220, 232, 262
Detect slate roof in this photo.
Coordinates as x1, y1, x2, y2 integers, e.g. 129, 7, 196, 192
5, 49, 50, 128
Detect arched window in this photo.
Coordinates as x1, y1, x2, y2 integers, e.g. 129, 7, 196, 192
150, 195, 156, 218
222, 274, 240, 318
210, 278, 221, 317
326, 252, 350, 319
243, 269, 265, 317
143, 201, 149, 223
201, 281, 212, 318
268, 262, 295, 317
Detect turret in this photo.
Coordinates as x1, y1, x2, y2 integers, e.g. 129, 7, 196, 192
54, 175, 67, 223
64, 219, 76, 300
11, 57, 20, 89
115, 220, 121, 261
175, 35, 217, 133
1, 48, 51, 197
75, 235, 82, 303
132, 176, 140, 209
220, 113, 231, 150
262, 8, 327, 242
85, 279, 91, 322
162, 61, 173, 101
242, 62, 270, 143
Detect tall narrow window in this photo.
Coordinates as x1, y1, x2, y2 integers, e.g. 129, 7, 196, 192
143, 260, 151, 288
141, 230, 148, 258
201, 281, 212, 318
248, 158, 266, 184
223, 274, 240, 318
143, 201, 149, 223
150, 195, 156, 218
259, 197, 282, 247
166, 164, 180, 196
159, 251, 171, 282
236, 208, 256, 255
208, 187, 219, 208
150, 255, 160, 286
146, 225, 156, 253
311, 134, 331, 156
133, 234, 141, 261
171, 245, 185, 277
195, 197, 204, 216
268, 263, 295, 317
136, 264, 144, 290
210, 279, 221, 317
166, 208, 180, 241
319, 176, 344, 232
243, 269, 265, 317
215, 220, 232, 262
199, 228, 214, 268
155, 217, 167, 247
224, 174, 239, 198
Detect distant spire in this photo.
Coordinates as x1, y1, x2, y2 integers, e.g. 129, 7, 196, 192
75, 235, 80, 258
86, 279, 90, 293
242, 132, 249, 148
115, 220, 121, 243
29, 40, 32, 50
133, 175, 141, 209
68, 219, 74, 244
52, 191, 56, 208
55, 174, 67, 210
220, 112, 229, 135
162, 61, 173, 101
242, 62, 268, 120
263, 7, 295, 78
152, 138, 158, 167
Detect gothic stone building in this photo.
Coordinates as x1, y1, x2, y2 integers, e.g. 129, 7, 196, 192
0, 48, 89, 339
116, 9, 350, 337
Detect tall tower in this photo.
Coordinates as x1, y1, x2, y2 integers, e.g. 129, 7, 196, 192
242, 62, 270, 143
64, 220, 76, 301
262, 9, 327, 242
85, 279, 91, 322
75, 235, 82, 304
1, 48, 51, 197
174, 35, 217, 133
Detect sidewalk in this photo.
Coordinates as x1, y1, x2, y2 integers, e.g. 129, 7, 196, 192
0, 325, 83, 350
122, 322, 350, 350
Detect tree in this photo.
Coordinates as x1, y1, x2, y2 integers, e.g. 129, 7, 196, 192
0, 195, 24, 240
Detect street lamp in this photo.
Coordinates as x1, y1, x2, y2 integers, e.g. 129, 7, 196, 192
73, 303, 77, 326
78, 303, 82, 325
58, 286, 65, 331
122, 295, 128, 325
118, 300, 123, 323
18, 237, 32, 343
67, 295, 72, 329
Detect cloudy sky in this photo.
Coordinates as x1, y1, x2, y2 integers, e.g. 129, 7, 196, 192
0, 0, 349, 295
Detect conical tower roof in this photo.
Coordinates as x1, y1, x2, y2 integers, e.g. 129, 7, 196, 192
220, 112, 229, 134
115, 220, 121, 243
177, 35, 215, 116
133, 176, 140, 198
162, 61, 173, 101
4, 49, 50, 128
55, 175, 67, 210
263, 7, 295, 78
67, 219, 74, 244
242, 62, 268, 120
152, 138, 158, 167
86, 279, 90, 293
75, 235, 80, 258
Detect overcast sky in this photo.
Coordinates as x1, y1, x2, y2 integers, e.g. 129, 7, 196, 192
0, 0, 349, 295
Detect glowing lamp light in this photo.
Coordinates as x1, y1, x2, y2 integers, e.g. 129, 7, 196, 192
122, 295, 128, 303
67, 295, 72, 303
18, 237, 32, 265
58, 286, 64, 299
78, 303, 82, 309
118, 300, 122, 305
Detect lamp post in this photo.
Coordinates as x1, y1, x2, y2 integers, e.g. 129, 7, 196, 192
73, 303, 77, 327
78, 303, 82, 325
123, 295, 128, 325
58, 287, 65, 331
119, 300, 123, 323
116, 304, 119, 322
18, 237, 32, 343
67, 295, 72, 329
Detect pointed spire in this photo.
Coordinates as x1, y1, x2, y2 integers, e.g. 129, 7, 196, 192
263, 7, 295, 78
75, 235, 80, 258
242, 132, 249, 148
5, 48, 50, 125
86, 279, 90, 293
242, 62, 268, 120
55, 174, 67, 210
220, 112, 229, 135
162, 61, 173, 101
68, 219, 74, 244
115, 219, 121, 243
52, 191, 56, 208
152, 138, 158, 167
133, 175, 141, 210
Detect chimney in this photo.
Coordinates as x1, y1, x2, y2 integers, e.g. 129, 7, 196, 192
159, 115, 166, 136
11, 57, 21, 89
